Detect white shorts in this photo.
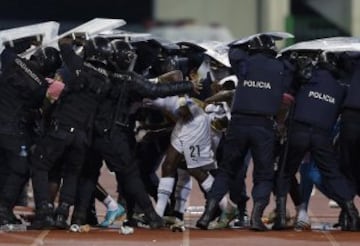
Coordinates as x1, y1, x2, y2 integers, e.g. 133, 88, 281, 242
171, 114, 215, 169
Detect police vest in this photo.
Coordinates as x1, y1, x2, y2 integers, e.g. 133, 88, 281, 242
293, 69, 345, 130
343, 66, 360, 109
231, 53, 286, 116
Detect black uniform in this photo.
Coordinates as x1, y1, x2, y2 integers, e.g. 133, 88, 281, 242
274, 64, 360, 231
30, 43, 111, 229
197, 47, 294, 231
72, 71, 194, 228
0, 48, 48, 225
340, 59, 360, 196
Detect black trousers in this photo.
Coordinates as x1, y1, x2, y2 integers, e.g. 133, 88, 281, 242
0, 131, 31, 208
75, 127, 155, 215
208, 115, 276, 205
340, 116, 360, 196
135, 136, 168, 200
275, 122, 355, 203
31, 127, 88, 208
73, 150, 102, 213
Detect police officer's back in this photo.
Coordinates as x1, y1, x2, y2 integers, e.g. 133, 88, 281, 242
197, 35, 294, 231
274, 51, 360, 231
339, 53, 360, 190
337, 52, 360, 230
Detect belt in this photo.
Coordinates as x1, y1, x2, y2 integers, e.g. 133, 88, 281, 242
292, 121, 330, 134
232, 113, 275, 127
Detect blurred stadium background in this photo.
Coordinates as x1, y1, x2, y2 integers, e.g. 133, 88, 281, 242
1, 0, 359, 46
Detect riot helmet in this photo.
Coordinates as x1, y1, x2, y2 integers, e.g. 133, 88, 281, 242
338, 51, 360, 73
319, 51, 337, 66
30, 47, 62, 77
209, 58, 231, 82
318, 51, 339, 76
291, 52, 318, 82
248, 35, 277, 53
151, 54, 178, 76
83, 37, 113, 65
111, 40, 137, 71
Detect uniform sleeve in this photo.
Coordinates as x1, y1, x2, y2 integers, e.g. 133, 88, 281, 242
228, 47, 248, 80
55, 64, 73, 84
282, 60, 299, 95
12, 64, 48, 108
349, 60, 360, 85
129, 72, 193, 99
1, 47, 17, 71
279, 60, 297, 105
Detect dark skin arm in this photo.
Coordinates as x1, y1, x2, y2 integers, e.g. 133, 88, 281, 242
204, 89, 235, 105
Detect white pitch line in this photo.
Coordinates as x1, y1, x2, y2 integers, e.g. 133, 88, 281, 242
182, 226, 190, 246
308, 209, 340, 246
181, 202, 198, 246
30, 230, 49, 246
323, 231, 341, 246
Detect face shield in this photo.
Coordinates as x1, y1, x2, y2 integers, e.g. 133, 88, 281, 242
290, 51, 319, 81
30, 47, 62, 77
149, 53, 179, 77
209, 59, 231, 82
111, 40, 138, 71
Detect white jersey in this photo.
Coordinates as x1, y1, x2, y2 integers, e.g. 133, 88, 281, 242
205, 102, 231, 152
171, 112, 215, 169
145, 96, 216, 169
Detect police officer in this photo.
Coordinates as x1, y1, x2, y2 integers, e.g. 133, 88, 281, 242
30, 36, 112, 229
338, 52, 360, 192
71, 40, 202, 229
196, 34, 294, 231
338, 52, 360, 229
273, 51, 360, 231
0, 45, 61, 225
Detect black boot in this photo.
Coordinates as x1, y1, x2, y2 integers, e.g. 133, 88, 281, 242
334, 209, 349, 230
0, 204, 21, 225
341, 201, 360, 231
250, 202, 267, 231
31, 202, 55, 229
54, 202, 70, 229
71, 208, 88, 226
233, 200, 249, 228
86, 203, 99, 226
143, 207, 164, 229
196, 199, 219, 230
272, 197, 288, 230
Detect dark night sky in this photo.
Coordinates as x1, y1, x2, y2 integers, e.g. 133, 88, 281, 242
0, 0, 153, 30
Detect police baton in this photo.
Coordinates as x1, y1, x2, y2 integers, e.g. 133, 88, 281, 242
276, 99, 295, 178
